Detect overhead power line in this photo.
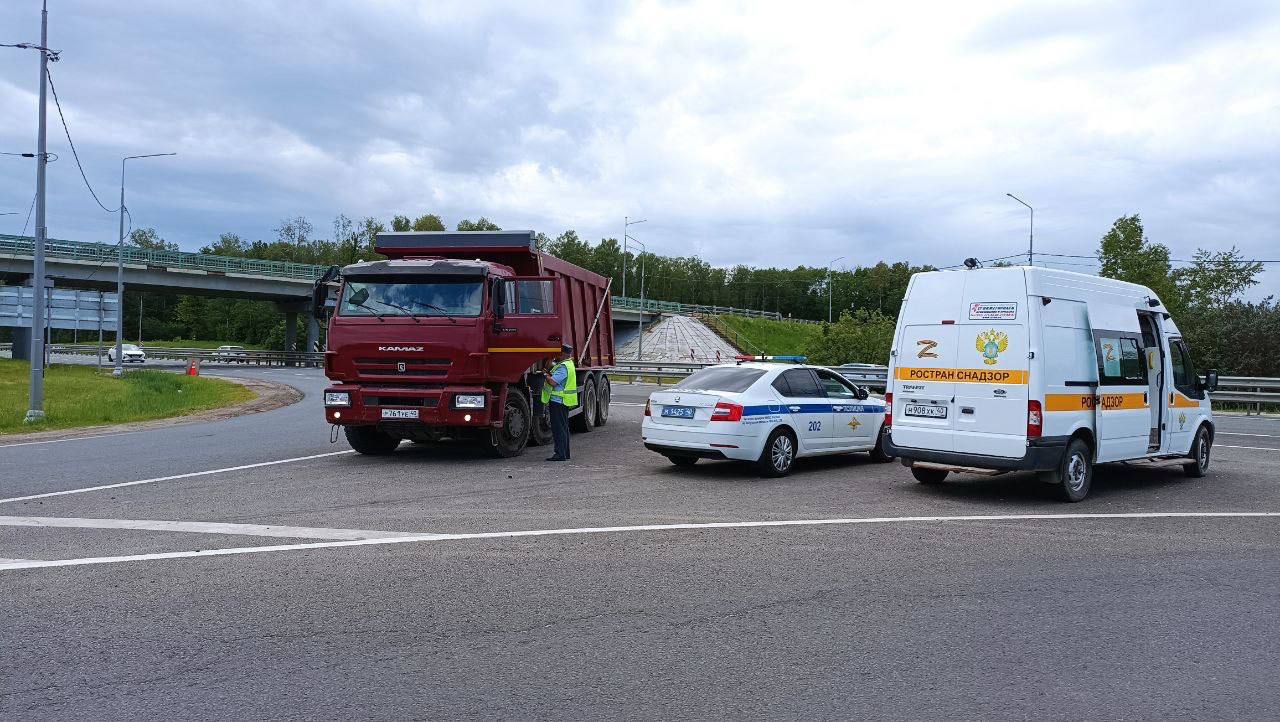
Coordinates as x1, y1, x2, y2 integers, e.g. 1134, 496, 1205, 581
45, 67, 121, 214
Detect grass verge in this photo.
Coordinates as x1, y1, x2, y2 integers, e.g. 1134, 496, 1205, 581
708, 315, 824, 356
0, 359, 255, 434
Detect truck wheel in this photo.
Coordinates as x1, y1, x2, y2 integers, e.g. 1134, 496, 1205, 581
757, 427, 796, 477
1050, 438, 1093, 502
869, 427, 894, 463
488, 391, 531, 458
571, 376, 597, 433
529, 407, 552, 446
594, 375, 611, 427
344, 426, 400, 456
1183, 425, 1211, 478
911, 466, 947, 484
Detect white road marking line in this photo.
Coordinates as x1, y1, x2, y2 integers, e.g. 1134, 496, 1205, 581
0, 431, 137, 449
1218, 432, 1280, 438
611, 402, 646, 407
4, 511, 1277, 572
0, 516, 420, 540
0, 450, 357, 505
0, 558, 38, 564
1218, 444, 1279, 451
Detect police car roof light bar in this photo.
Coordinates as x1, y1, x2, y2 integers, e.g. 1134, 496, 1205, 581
734, 354, 808, 363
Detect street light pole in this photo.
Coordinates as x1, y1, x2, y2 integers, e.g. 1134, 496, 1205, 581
114, 152, 175, 377
826, 255, 845, 324
24, 0, 51, 423
621, 216, 645, 300
1006, 193, 1034, 266
626, 235, 647, 360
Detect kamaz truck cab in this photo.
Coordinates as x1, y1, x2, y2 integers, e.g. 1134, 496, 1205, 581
314, 231, 614, 457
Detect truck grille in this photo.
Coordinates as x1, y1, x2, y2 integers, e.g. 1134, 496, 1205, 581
353, 357, 451, 379
364, 396, 439, 408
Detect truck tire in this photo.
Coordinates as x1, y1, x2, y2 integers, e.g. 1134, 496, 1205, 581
1183, 425, 1211, 478
757, 427, 796, 477
571, 375, 597, 433
488, 391, 531, 458
530, 408, 552, 447
344, 425, 400, 455
911, 466, 947, 484
594, 375, 611, 427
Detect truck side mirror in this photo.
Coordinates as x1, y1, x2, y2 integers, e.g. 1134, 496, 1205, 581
491, 280, 506, 320
1200, 370, 1219, 393
311, 265, 341, 320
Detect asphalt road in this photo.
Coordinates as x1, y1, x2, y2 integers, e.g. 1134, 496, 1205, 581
2, 367, 1279, 719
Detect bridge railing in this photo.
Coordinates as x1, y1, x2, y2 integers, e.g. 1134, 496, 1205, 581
610, 295, 783, 320
0, 234, 326, 281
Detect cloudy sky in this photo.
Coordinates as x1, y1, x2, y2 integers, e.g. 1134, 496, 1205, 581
1, 0, 1277, 293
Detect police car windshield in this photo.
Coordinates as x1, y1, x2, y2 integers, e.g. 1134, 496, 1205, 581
673, 367, 766, 393
339, 279, 482, 318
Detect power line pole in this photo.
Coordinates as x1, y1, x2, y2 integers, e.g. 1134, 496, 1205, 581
25, 0, 51, 423
827, 255, 844, 323
1006, 193, 1034, 266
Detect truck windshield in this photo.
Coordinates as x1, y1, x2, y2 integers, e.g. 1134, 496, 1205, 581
339, 280, 483, 318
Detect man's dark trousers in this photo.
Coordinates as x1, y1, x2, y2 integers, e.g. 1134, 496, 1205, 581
550, 401, 571, 459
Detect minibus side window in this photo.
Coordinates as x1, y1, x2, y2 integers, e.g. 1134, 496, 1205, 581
1097, 334, 1145, 386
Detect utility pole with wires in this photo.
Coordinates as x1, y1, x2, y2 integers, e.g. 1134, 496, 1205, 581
24, 0, 52, 422
1006, 193, 1034, 266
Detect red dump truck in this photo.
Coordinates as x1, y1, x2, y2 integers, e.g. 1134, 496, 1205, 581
313, 231, 614, 457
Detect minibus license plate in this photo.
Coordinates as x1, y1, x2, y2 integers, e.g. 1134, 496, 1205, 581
381, 408, 419, 419
905, 404, 947, 419
662, 406, 696, 419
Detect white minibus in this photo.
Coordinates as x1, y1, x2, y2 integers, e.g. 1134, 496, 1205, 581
883, 266, 1218, 501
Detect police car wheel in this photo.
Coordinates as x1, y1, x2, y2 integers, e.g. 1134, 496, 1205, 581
1183, 426, 1211, 478
666, 455, 698, 467
869, 428, 894, 463
1052, 438, 1093, 502
758, 428, 796, 477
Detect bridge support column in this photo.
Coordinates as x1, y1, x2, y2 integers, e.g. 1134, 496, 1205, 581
283, 312, 298, 367
305, 315, 319, 359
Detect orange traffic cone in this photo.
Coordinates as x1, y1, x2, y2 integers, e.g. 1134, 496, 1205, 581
187, 358, 200, 376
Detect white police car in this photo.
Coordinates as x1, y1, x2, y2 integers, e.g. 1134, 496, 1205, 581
642, 357, 892, 476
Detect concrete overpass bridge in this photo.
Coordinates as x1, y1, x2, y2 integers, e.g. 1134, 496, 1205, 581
0, 234, 661, 355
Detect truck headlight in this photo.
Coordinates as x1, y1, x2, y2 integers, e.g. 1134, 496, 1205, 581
324, 391, 350, 407
453, 394, 486, 409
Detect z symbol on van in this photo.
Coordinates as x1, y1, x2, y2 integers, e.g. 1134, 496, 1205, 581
975, 330, 1009, 365
916, 339, 939, 358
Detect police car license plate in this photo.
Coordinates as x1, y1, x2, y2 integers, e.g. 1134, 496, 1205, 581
661, 405, 696, 419
905, 404, 947, 419
380, 408, 419, 419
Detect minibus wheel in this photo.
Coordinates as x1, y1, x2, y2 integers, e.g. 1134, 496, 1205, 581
1183, 426, 1211, 478
1049, 438, 1093, 502
911, 466, 947, 484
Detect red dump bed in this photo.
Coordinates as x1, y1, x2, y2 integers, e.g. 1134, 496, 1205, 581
374, 231, 614, 370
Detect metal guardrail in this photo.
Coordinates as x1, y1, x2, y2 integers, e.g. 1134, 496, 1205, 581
48, 344, 323, 367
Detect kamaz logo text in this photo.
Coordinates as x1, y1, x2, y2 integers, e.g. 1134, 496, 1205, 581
378, 346, 424, 352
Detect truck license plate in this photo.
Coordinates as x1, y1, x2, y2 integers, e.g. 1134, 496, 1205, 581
661, 405, 696, 419
380, 408, 419, 419
905, 404, 947, 419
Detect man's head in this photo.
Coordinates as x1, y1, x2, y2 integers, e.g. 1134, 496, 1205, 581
559, 343, 573, 361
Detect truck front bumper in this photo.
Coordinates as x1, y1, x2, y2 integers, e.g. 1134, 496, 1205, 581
883, 430, 1068, 473
323, 384, 494, 427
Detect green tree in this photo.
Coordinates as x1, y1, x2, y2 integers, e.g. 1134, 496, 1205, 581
128, 227, 178, 251
803, 309, 896, 365
1097, 214, 1179, 311
456, 217, 501, 231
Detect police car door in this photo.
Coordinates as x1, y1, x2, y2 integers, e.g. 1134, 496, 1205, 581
772, 368, 832, 452
815, 368, 876, 449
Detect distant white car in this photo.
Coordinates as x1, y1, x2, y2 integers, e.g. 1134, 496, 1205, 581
214, 345, 248, 363
107, 343, 146, 364
642, 361, 893, 476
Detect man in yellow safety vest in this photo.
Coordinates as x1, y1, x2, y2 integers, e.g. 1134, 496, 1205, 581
541, 344, 578, 461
